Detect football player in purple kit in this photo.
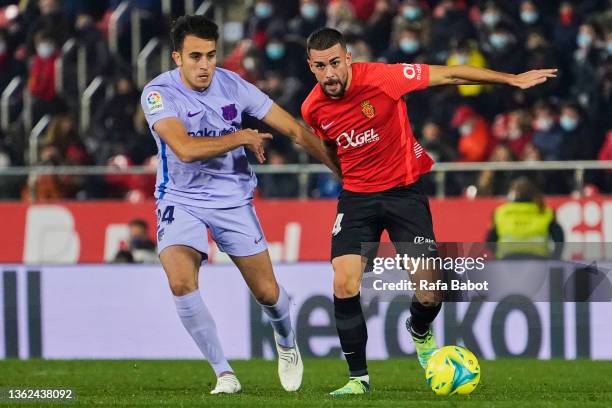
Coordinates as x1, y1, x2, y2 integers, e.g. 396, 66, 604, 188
141, 15, 340, 395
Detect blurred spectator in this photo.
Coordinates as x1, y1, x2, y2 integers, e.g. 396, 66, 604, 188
517, 141, 546, 189
28, 30, 60, 124
553, 1, 580, 64
491, 109, 533, 158
90, 76, 140, 163
559, 101, 599, 160
259, 150, 299, 197
42, 113, 89, 166
392, 0, 432, 50
289, 0, 327, 38
477, 144, 514, 196
484, 23, 524, 74
245, 0, 286, 49
326, 0, 359, 34
518, 1, 550, 40
479, 2, 504, 32
452, 105, 491, 162
223, 39, 265, 84
130, 108, 159, 165
446, 39, 488, 98
345, 35, 372, 61
262, 37, 310, 78
571, 23, 603, 109
486, 177, 564, 259
74, 13, 110, 80
419, 120, 456, 162
25, 0, 71, 55
429, 0, 473, 63
259, 71, 304, 116
523, 31, 559, 99
380, 27, 425, 64
113, 218, 157, 263
349, 0, 377, 21
21, 145, 71, 201
105, 154, 137, 198
0, 28, 25, 91
531, 101, 564, 160
362, 0, 393, 57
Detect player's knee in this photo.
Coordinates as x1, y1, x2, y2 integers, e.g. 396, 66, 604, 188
252, 282, 279, 306
416, 292, 441, 307
333, 273, 360, 298
168, 278, 198, 296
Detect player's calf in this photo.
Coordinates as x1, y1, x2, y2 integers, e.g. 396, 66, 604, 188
407, 296, 442, 369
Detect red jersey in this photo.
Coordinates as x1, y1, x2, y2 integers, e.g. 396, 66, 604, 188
301, 62, 434, 193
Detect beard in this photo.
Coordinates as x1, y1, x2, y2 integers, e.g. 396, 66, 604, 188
321, 78, 347, 98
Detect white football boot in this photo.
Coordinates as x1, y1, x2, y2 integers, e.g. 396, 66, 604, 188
274, 331, 303, 392
210, 373, 241, 394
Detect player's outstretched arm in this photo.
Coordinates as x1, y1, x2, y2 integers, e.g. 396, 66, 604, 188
153, 117, 272, 163
262, 103, 342, 178
428, 65, 557, 89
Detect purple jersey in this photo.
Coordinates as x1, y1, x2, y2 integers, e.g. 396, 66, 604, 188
141, 67, 273, 208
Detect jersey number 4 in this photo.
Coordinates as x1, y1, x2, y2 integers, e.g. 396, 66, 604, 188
332, 213, 344, 236
157, 206, 175, 224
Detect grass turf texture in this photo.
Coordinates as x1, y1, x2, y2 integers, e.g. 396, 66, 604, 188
1, 359, 610, 407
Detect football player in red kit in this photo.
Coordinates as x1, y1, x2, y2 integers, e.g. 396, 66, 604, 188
301, 27, 556, 396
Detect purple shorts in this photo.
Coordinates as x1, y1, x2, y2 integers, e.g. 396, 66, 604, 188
155, 199, 267, 260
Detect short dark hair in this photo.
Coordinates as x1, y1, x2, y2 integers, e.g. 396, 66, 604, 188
171, 15, 219, 51
128, 219, 148, 231
306, 27, 346, 55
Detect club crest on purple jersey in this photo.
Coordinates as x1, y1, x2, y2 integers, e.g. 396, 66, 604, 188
221, 103, 238, 121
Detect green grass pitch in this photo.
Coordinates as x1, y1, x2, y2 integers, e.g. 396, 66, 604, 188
1, 359, 611, 407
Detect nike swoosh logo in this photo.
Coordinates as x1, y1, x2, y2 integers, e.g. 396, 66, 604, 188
254, 236, 264, 244
187, 110, 203, 117
321, 121, 335, 130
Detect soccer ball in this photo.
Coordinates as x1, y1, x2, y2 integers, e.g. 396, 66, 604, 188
425, 345, 480, 395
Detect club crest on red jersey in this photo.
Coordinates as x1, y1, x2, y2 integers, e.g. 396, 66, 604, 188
360, 100, 375, 119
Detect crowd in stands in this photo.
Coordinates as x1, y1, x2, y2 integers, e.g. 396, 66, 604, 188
0, 0, 611, 201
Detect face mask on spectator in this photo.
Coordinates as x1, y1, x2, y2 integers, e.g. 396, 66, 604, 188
577, 33, 593, 48
459, 123, 473, 135
454, 52, 468, 64
0, 40, 6, 55
266, 43, 285, 60
399, 38, 419, 54
482, 11, 500, 27
403, 6, 421, 20
255, 2, 273, 18
36, 42, 55, 59
521, 11, 538, 24
559, 115, 578, 131
243, 56, 256, 71
490, 34, 508, 49
535, 117, 553, 131
301, 3, 319, 20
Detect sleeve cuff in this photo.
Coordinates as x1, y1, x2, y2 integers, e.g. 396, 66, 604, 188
251, 97, 274, 120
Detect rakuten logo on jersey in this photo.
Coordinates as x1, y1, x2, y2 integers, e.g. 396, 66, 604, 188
335, 128, 379, 149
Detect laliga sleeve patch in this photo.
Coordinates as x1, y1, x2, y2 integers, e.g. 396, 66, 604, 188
146, 91, 164, 113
